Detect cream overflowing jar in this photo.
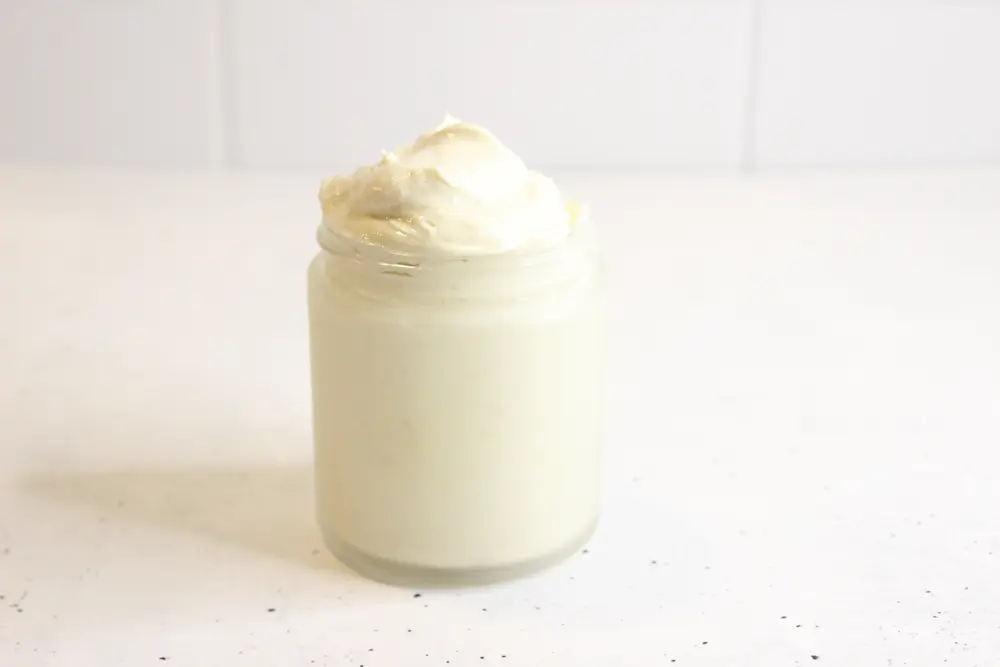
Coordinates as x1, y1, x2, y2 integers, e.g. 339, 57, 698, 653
308, 117, 605, 585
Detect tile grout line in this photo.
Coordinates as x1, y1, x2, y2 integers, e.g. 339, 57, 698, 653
741, 0, 765, 174
217, 0, 239, 170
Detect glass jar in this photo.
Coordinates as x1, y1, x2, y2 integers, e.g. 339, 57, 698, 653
307, 216, 605, 586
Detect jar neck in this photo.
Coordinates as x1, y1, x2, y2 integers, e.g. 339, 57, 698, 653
316, 219, 600, 305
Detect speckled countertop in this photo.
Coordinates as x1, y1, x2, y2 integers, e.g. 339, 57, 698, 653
1, 167, 999, 666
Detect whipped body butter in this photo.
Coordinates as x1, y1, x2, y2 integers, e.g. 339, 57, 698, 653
308, 117, 605, 585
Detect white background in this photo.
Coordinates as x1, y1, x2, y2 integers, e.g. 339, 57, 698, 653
3, 0, 1000, 171
4, 3, 1000, 665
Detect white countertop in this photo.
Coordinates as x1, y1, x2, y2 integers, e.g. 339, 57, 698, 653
2, 167, 999, 666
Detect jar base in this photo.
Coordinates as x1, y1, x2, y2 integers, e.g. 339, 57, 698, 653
321, 520, 597, 588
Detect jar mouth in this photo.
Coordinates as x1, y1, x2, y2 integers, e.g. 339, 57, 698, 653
315, 212, 601, 305
316, 208, 597, 271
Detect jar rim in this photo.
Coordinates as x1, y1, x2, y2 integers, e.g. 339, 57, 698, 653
314, 213, 600, 305
316, 208, 596, 270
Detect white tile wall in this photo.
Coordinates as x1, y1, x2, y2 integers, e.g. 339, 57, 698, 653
227, 0, 753, 171
0, 1, 225, 168
752, 1, 1000, 168
2, 0, 1000, 171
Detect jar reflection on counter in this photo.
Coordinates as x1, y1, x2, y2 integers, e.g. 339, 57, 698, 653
307, 218, 606, 585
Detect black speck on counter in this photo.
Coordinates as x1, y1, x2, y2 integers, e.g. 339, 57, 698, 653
482, 608, 487, 612
158, 658, 168, 662
582, 549, 589, 554
780, 616, 787, 619
369, 648, 374, 652
811, 656, 820, 660
413, 593, 422, 598
651, 560, 657, 565
407, 629, 412, 633
796, 624, 802, 628
267, 608, 276, 613
702, 642, 708, 645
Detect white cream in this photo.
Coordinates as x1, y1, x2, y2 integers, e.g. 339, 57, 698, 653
309, 118, 604, 584
318, 116, 573, 256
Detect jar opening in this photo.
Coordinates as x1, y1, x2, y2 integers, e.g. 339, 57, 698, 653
314, 214, 601, 305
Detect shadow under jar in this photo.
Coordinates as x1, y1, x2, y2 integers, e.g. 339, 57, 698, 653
307, 216, 606, 586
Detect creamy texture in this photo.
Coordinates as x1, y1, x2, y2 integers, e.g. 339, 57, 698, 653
319, 117, 573, 256
308, 247, 604, 572
309, 116, 604, 581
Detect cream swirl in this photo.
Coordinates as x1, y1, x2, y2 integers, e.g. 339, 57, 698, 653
319, 117, 574, 256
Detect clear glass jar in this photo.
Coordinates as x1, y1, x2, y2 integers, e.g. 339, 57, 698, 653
307, 217, 605, 586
